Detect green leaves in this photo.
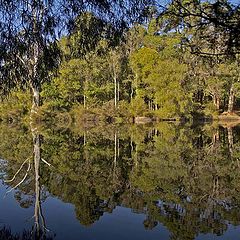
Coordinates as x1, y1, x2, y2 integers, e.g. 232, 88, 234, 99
130, 33, 191, 118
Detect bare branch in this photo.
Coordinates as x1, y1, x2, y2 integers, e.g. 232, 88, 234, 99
5, 159, 31, 194
41, 158, 52, 167
4, 157, 31, 183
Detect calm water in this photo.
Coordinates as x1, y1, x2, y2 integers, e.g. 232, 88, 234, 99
0, 122, 240, 239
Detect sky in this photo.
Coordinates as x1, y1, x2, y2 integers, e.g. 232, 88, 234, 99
231, 0, 240, 5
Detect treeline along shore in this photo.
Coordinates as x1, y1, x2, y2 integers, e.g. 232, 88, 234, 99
0, 0, 239, 124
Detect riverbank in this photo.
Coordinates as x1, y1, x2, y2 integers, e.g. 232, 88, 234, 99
2, 102, 240, 128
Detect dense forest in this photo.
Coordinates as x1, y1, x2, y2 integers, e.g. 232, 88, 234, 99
0, 0, 240, 123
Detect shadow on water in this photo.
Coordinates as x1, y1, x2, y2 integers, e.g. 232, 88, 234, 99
1, 122, 240, 239
0, 227, 54, 240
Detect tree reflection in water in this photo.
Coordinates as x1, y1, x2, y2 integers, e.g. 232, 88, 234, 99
1, 122, 240, 239
2, 124, 53, 239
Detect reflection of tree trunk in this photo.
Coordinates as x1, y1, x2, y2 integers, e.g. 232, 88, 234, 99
84, 131, 90, 168
196, 134, 203, 149
212, 128, 220, 149
84, 130, 86, 146
31, 127, 47, 237
134, 145, 138, 168
204, 176, 219, 217
130, 133, 134, 153
228, 84, 235, 113
114, 131, 117, 169
197, 89, 204, 104
5, 126, 48, 237
148, 100, 152, 111
112, 130, 118, 187
33, 131, 41, 237
227, 127, 233, 157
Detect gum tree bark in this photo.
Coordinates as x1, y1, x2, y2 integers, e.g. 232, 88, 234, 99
213, 94, 220, 111
228, 84, 235, 113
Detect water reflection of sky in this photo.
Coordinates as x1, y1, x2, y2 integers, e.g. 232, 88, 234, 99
196, 225, 240, 240
0, 180, 171, 240
2, 179, 240, 240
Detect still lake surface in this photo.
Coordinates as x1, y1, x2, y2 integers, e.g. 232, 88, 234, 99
0, 122, 240, 239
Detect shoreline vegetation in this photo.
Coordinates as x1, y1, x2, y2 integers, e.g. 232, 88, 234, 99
1, 91, 240, 127
1, 103, 240, 130
0, 88, 239, 127
0, 2, 239, 126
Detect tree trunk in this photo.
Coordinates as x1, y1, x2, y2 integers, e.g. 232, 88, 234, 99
83, 79, 88, 109
30, 42, 40, 115
213, 128, 219, 144
216, 96, 220, 111
83, 94, 86, 109
117, 132, 120, 158
130, 83, 134, 102
213, 94, 220, 111
30, 36, 40, 114
84, 130, 86, 146
31, 85, 40, 114
117, 81, 120, 104
228, 84, 235, 113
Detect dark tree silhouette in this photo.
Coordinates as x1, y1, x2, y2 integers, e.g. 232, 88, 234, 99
160, 0, 240, 57
0, 226, 54, 240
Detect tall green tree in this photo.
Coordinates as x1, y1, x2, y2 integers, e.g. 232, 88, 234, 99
130, 29, 191, 118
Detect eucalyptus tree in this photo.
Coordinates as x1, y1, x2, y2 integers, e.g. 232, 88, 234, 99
0, 0, 155, 114
108, 47, 125, 109
0, 0, 61, 114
